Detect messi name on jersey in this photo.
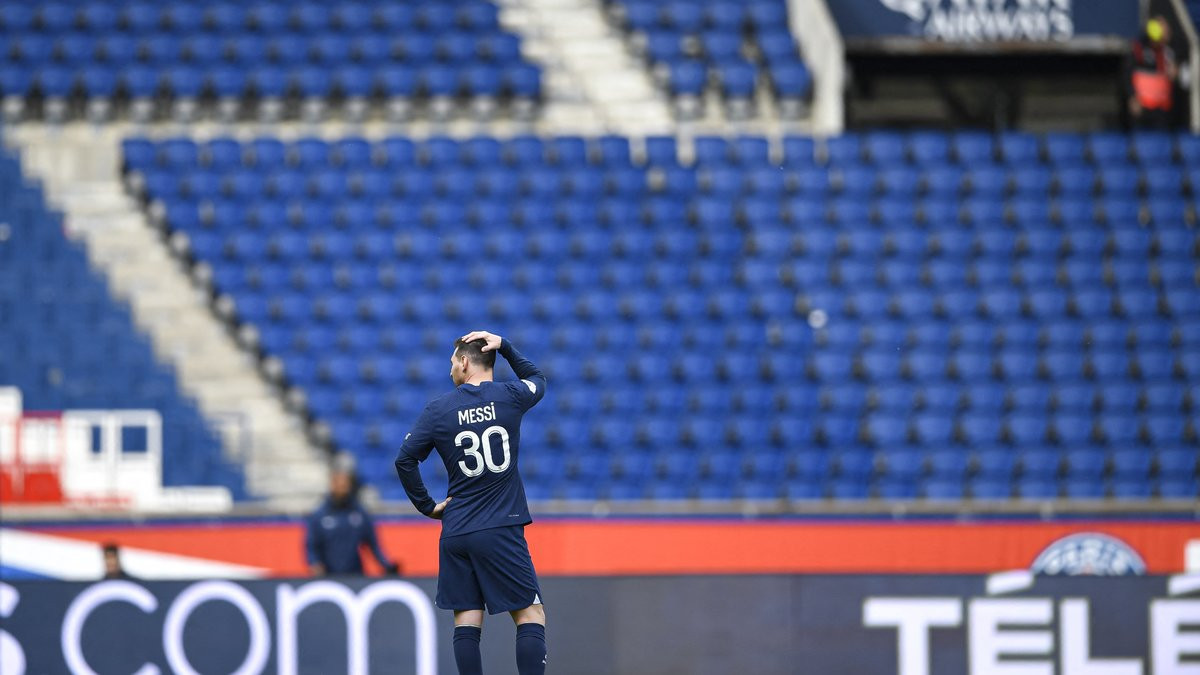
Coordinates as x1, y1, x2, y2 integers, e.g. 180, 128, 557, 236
458, 402, 498, 426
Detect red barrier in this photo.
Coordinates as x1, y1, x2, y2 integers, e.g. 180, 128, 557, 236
28, 518, 1200, 576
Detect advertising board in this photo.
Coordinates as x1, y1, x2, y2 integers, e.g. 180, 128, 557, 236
828, 0, 1141, 47
3, 574, 1198, 674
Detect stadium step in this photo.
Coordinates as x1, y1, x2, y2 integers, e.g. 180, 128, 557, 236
7, 124, 330, 506
499, 0, 674, 134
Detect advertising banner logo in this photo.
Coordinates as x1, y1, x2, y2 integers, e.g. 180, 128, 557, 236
829, 0, 1139, 43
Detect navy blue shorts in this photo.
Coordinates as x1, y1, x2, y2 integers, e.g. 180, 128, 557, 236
437, 525, 542, 615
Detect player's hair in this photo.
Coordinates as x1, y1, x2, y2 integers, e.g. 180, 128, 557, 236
102, 542, 119, 555
454, 338, 497, 369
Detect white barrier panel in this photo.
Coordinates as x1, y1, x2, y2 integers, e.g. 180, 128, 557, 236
61, 410, 162, 509
0, 387, 230, 511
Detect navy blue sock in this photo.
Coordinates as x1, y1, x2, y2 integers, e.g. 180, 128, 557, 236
515, 623, 546, 675
453, 625, 482, 675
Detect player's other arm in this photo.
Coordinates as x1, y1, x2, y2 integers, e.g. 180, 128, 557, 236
394, 408, 450, 519
461, 330, 547, 408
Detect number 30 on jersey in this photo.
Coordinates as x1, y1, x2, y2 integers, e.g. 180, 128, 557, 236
455, 425, 511, 477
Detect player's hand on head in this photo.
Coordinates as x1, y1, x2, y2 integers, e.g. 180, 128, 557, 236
460, 331, 502, 352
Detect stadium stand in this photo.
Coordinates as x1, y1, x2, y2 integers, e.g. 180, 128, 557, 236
0, 0, 541, 123
126, 130, 1200, 502
0, 145, 244, 496
606, 0, 813, 119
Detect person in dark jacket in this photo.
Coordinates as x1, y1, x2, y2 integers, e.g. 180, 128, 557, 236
305, 466, 399, 576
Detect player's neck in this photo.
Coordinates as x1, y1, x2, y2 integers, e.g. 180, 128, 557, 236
462, 370, 493, 386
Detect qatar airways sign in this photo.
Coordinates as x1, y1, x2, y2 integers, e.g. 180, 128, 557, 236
0, 579, 437, 675
830, 0, 1139, 43
881, 0, 1075, 42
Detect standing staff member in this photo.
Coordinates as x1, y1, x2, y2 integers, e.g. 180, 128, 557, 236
306, 464, 400, 576
1128, 16, 1178, 129
395, 331, 548, 675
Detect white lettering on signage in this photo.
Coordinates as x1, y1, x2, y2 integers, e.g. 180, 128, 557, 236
0, 583, 26, 675
62, 581, 160, 675
879, 0, 1074, 42
968, 598, 1053, 674
1151, 600, 1200, 675
42, 579, 438, 675
277, 580, 438, 675
863, 597, 963, 675
163, 581, 270, 675
866, 595, 1198, 674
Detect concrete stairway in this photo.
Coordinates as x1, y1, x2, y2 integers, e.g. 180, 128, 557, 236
497, 0, 675, 135
499, 0, 838, 138
5, 124, 328, 510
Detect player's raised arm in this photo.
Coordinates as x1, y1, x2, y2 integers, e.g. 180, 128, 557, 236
460, 331, 547, 408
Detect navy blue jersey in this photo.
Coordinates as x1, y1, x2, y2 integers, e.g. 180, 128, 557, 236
395, 339, 546, 537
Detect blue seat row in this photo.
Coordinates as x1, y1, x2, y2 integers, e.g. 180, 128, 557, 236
4, 31, 519, 66
122, 132, 1200, 170
808, 131, 1200, 168
618, 0, 784, 33
0, 1, 537, 122
133, 167, 1200, 205
3, 63, 541, 100
1, 2, 502, 35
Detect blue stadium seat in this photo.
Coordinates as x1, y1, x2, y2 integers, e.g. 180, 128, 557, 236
1006, 410, 1047, 444
972, 446, 1014, 478
1144, 382, 1185, 412
999, 132, 1042, 165
1112, 480, 1153, 500
971, 477, 1012, 499
1132, 132, 1174, 163
1111, 449, 1152, 480
1015, 478, 1059, 499
1065, 448, 1106, 481
1159, 477, 1199, 499
1020, 447, 1061, 479
747, 1, 788, 30
1088, 132, 1131, 164
953, 132, 994, 164
927, 450, 968, 479
1063, 480, 1105, 499
912, 413, 954, 445
923, 479, 965, 500
1044, 133, 1086, 164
